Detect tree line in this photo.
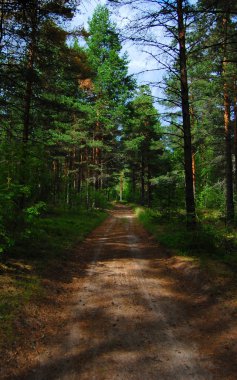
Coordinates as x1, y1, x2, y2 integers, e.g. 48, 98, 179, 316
0, 2, 161, 254
110, 0, 237, 227
1, 0, 237, 255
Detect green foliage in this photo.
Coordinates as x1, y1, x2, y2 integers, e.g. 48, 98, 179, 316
0, 207, 107, 347
136, 207, 237, 267
197, 183, 225, 211
23, 208, 107, 258
0, 4, 132, 258
0, 184, 29, 254
93, 190, 109, 209
122, 85, 163, 206
24, 202, 47, 223
151, 169, 185, 211
0, 181, 48, 255
1, 0, 237, 264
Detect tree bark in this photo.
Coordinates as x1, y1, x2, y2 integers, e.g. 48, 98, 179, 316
234, 83, 237, 192
132, 164, 136, 199
177, 0, 196, 228
147, 162, 152, 207
23, 4, 38, 143
120, 172, 123, 201
190, 95, 196, 198
223, 11, 234, 223
0, 0, 5, 49
141, 153, 145, 205
192, 150, 196, 197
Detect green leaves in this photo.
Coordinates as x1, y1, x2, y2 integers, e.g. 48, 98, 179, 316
24, 202, 47, 223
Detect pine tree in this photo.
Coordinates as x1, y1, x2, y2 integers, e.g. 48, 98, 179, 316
197, 0, 237, 222
109, 0, 197, 227
85, 5, 134, 192
123, 85, 162, 206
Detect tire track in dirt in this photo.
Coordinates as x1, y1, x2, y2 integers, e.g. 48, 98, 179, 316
126, 215, 211, 379
20, 205, 214, 380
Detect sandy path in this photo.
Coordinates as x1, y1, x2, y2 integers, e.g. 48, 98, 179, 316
23, 205, 213, 380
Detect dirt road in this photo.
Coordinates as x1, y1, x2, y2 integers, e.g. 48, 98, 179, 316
15, 204, 215, 380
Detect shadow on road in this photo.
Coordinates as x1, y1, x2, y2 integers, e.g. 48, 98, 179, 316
7, 205, 237, 380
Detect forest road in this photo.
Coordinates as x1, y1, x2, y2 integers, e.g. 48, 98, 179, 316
25, 205, 214, 380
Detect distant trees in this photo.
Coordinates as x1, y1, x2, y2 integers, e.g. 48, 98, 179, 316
1, 0, 237, 255
109, 0, 197, 226
85, 5, 134, 192
123, 85, 162, 206
188, 0, 237, 222
0, 3, 140, 255
0, 0, 83, 253
109, 0, 237, 225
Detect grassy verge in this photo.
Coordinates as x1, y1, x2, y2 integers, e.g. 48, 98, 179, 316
0, 208, 107, 347
135, 207, 237, 302
135, 207, 237, 280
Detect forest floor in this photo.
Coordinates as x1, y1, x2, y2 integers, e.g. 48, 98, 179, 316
1, 205, 237, 379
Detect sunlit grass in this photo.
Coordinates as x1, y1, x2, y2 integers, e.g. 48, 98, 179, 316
135, 207, 237, 266
136, 207, 237, 300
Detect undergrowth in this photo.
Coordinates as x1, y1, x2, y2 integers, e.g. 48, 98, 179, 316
0, 208, 107, 347
135, 207, 237, 268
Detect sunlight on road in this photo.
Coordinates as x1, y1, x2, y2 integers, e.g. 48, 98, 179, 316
26, 206, 213, 380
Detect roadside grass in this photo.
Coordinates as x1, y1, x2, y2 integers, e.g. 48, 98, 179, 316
0, 208, 107, 348
15, 208, 108, 260
135, 207, 237, 305
135, 207, 237, 281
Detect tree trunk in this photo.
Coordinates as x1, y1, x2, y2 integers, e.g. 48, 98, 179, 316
141, 154, 145, 205
120, 172, 123, 202
177, 0, 196, 228
85, 148, 90, 209
223, 11, 234, 223
23, 5, 38, 143
234, 86, 237, 192
0, 0, 5, 49
23, 69, 33, 143
19, 7, 38, 208
192, 150, 196, 197
147, 162, 152, 207
223, 83, 234, 222
77, 151, 83, 194
132, 164, 136, 199
190, 93, 196, 198
20, 10, 37, 206
52, 159, 57, 204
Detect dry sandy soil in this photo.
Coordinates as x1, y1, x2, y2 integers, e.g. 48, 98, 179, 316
1, 205, 237, 379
